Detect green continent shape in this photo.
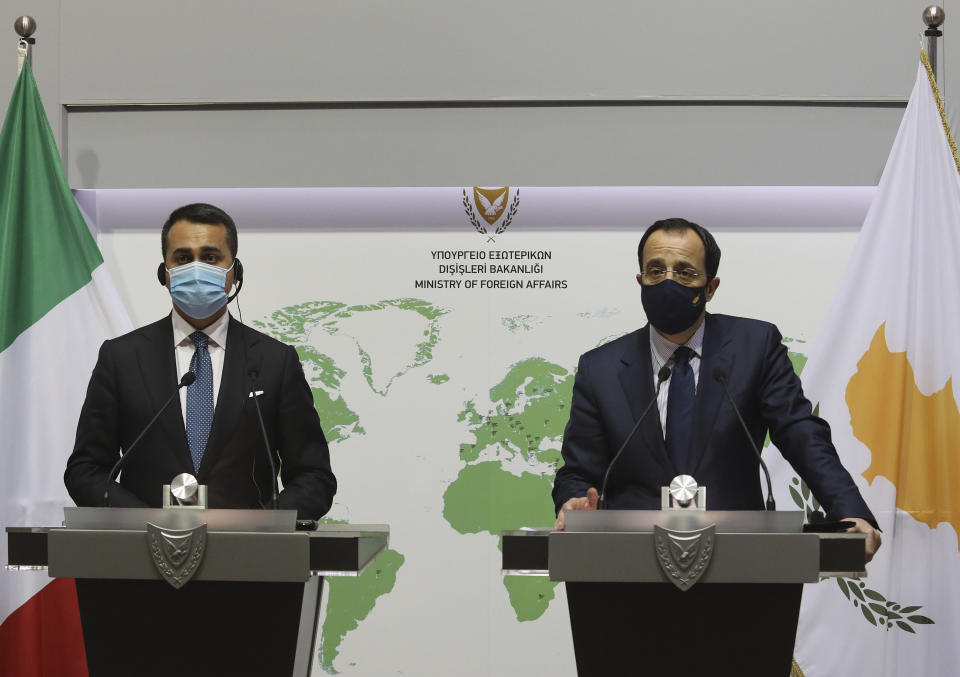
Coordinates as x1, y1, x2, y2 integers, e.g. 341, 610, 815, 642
256, 298, 448, 398
427, 373, 450, 384
501, 314, 538, 332
295, 346, 363, 444
442, 461, 561, 621
459, 358, 573, 465
502, 576, 559, 622
318, 548, 405, 674
450, 357, 576, 621
787, 349, 807, 376
256, 301, 349, 343
444, 462, 556, 534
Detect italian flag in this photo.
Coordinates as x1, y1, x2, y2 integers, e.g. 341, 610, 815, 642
0, 62, 130, 674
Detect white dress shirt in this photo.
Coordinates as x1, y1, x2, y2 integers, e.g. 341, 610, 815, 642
649, 321, 705, 437
172, 310, 229, 424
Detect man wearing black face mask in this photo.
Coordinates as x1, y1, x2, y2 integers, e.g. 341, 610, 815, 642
552, 218, 881, 562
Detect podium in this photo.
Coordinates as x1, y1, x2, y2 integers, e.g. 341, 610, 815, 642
6, 508, 389, 677
502, 510, 866, 677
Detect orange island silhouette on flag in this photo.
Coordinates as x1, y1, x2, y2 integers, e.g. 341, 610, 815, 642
846, 323, 960, 536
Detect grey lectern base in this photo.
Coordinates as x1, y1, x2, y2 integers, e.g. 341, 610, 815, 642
6, 508, 389, 677
566, 582, 801, 677
76, 577, 320, 677
502, 510, 867, 677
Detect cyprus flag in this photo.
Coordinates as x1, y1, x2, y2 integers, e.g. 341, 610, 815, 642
785, 53, 959, 677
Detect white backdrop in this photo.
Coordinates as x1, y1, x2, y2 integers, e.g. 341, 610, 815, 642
83, 186, 870, 676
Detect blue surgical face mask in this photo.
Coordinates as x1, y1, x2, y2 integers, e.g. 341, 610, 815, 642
640, 278, 706, 335
167, 261, 234, 319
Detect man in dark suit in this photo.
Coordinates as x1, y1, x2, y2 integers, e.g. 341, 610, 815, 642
65, 203, 336, 519
553, 218, 880, 561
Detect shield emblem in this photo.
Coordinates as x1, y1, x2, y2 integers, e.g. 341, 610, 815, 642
653, 523, 715, 591
146, 522, 207, 589
473, 187, 509, 226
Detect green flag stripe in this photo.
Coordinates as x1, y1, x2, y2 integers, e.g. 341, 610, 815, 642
0, 61, 103, 353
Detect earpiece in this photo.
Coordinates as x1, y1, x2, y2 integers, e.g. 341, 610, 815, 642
157, 262, 166, 286
228, 258, 244, 301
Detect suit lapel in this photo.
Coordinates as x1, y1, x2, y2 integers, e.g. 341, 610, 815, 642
618, 325, 675, 477
689, 314, 734, 476
199, 317, 260, 476
136, 315, 192, 470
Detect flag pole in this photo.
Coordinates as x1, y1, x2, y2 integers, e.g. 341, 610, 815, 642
923, 6, 945, 83
14, 15, 36, 75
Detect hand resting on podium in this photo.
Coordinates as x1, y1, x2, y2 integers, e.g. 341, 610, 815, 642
554, 490, 882, 565
555, 487, 599, 531
841, 516, 882, 563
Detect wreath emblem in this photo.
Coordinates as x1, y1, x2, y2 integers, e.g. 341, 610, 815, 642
462, 187, 520, 242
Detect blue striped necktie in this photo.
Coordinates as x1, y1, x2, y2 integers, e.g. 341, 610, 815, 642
186, 331, 214, 473
665, 346, 695, 474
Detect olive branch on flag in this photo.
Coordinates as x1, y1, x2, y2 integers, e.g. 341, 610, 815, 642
788, 475, 934, 633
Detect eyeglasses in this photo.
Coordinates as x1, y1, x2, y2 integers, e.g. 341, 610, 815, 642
640, 266, 704, 286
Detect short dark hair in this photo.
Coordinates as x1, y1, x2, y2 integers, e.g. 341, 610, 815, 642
161, 203, 238, 259
637, 217, 721, 281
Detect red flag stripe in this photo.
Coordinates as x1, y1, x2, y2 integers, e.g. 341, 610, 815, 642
0, 578, 88, 677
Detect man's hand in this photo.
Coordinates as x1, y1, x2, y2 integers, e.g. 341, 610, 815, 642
555, 487, 599, 531
842, 517, 882, 563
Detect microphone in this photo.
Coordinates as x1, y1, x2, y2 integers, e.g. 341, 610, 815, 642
599, 365, 671, 509
247, 369, 279, 509
712, 367, 776, 511
102, 371, 196, 506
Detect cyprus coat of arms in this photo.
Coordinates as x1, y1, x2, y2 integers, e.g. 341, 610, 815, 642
146, 522, 207, 589
653, 523, 715, 591
462, 186, 520, 241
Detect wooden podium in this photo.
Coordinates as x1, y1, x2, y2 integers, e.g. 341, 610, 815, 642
503, 510, 866, 677
6, 508, 389, 677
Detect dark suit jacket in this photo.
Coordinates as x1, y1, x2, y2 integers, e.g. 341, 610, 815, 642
65, 314, 336, 519
553, 314, 876, 525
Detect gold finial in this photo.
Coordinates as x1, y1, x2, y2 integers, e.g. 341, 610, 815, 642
923, 6, 945, 29
14, 15, 36, 38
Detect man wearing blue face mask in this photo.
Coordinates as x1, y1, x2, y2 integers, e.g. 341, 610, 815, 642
65, 203, 336, 519
552, 217, 881, 562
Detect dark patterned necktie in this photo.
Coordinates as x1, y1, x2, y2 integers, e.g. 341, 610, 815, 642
186, 331, 214, 473
665, 346, 695, 474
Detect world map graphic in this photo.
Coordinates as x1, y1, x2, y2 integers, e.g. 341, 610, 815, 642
256, 299, 810, 673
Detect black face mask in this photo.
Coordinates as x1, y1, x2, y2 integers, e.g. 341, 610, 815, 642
640, 279, 706, 334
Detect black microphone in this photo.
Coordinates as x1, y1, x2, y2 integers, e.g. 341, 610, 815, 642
599, 365, 671, 509
102, 371, 196, 506
247, 369, 279, 509
712, 367, 776, 511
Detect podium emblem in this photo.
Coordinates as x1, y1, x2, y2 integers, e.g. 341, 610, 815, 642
146, 523, 207, 589
653, 524, 715, 591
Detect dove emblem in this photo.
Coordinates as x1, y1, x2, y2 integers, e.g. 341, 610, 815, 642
473, 187, 510, 226
462, 186, 520, 242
